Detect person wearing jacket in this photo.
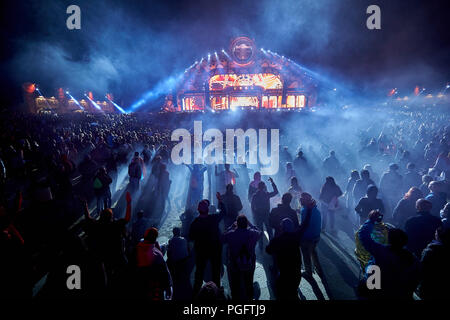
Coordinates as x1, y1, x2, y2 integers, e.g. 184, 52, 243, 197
352, 170, 375, 206
251, 177, 279, 249
392, 187, 423, 229
404, 199, 442, 258
319, 176, 343, 232
358, 210, 420, 299
189, 193, 226, 295
221, 183, 243, 229
222, 215, 262, 300
93, 167, 113, 215
135, 227, 173, 300
269, 193, 299, 239
355, 185, 385, 226
425, 181, 447, 217
299, 192, 324, 278
265, 197, 316, 300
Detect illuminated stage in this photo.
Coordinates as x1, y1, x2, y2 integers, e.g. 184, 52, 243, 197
164, 37, 318, 112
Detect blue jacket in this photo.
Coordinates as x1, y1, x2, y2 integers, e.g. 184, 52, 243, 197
300, 205, 321, 241
425, 192, 447, 217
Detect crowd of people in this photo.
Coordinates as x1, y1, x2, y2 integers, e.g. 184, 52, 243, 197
0, 104, 449, 300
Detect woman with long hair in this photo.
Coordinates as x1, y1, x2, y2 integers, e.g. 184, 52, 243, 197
319, 176, 343, 233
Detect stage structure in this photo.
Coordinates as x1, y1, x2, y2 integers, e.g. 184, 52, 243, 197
25, 86, 117, 114
163, 37, 318, 112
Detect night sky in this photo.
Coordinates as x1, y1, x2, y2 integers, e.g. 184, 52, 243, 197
0, 0, 449, 109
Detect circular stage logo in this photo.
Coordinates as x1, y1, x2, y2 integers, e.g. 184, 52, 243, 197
230, 37, 255, 65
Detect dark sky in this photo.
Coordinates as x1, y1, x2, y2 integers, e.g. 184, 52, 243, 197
0, 0, 449, 109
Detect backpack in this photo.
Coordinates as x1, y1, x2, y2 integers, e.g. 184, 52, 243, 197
93, 177, 103, 189
236, 239, 253, 272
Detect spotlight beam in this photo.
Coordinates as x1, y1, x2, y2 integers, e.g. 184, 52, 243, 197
35, 87, 52, 109
84, 94, 102, 111
65, 91, 84, 110
106, 96, 126, 114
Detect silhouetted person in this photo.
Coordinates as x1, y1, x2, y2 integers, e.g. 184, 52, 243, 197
405, 199, 442, 258
379, 163, 403, 217
288, 177, 302, 210
299, 192, 324, 278
189, 193, 225, 295
419, 225, 450, 300
345, 170, 360, 209
185, 164, 207, 209
81, 192, 132, 289
215, 164, 238, 194
167, 227, 191, 300
352, 169, 375, 206
392, 187, 423, 229
403, 163, 422, 192
269, 193, 299, 239
130, 210, 149, 247
322, 150, 343, 180
128, 152, 143, 193
419, 175, 433, 197
355, 185, 385, 225
221, 183, 243, 229
358, 210, 420, 299
266, 198, 315, 300
93, 167, 112, 215
319, 176, 343, 232
248, 171, 261, 202
251, 177, 279, 249
222, 215, 261, 300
